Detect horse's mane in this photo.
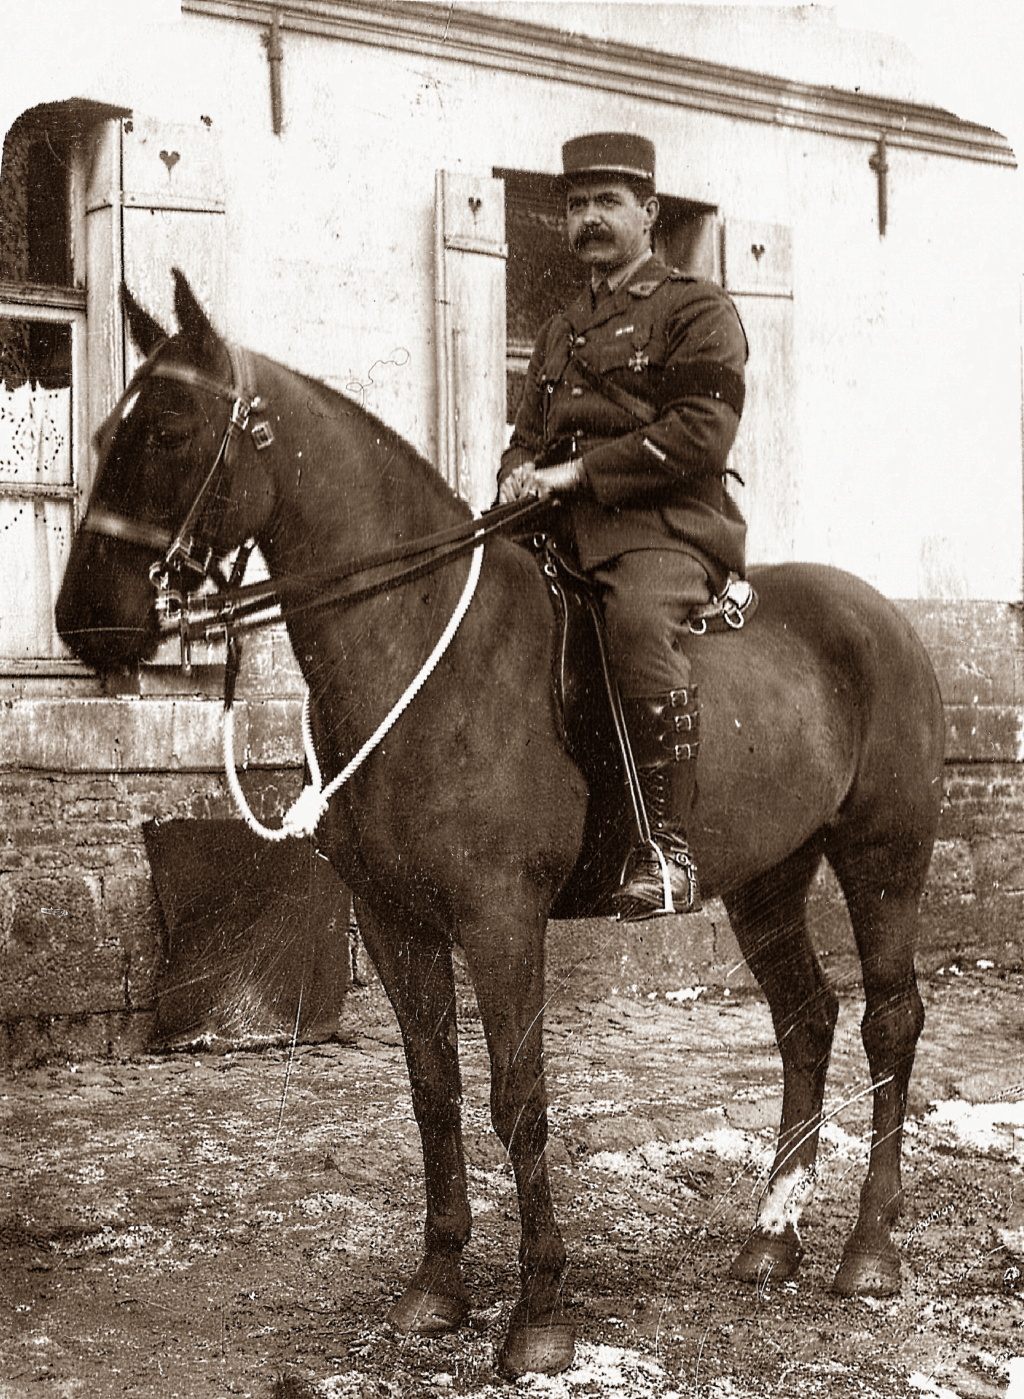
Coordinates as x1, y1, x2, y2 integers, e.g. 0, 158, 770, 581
279, 359, 475, 520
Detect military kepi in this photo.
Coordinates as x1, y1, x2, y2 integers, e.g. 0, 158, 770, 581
562, 132, 656, 187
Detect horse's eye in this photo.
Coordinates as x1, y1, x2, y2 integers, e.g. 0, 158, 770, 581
147, 425, 190, 452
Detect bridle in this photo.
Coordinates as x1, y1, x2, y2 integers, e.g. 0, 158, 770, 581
81, 338, 276, 668
83, 339, 274, 570
75, 331, 551, 845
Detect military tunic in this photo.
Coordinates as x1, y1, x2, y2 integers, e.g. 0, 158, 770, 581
500, 256, 748, 588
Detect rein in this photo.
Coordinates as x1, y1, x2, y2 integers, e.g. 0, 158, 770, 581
177, 497, 547, 642
216, 497, 545, 842
82, 334, 548, 839
226, 534, 489, 842
81, 333, 545, 649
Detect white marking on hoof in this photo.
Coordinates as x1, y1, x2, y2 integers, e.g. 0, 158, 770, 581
757, 1167, 815, 1237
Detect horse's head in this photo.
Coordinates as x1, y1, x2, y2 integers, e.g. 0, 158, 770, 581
55, 271, 276, 671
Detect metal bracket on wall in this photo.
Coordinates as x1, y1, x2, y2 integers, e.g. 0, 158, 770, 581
869, 132, 889, 236
443, 234, 509, 258
261, 10, 284, 135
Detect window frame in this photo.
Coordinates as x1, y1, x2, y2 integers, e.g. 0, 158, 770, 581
0, 274, 90, 675
0, 102, 131, 675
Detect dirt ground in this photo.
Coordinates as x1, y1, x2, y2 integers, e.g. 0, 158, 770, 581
3, 954, 1024, 1399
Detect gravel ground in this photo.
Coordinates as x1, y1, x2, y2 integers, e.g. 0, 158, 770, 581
2, 956, 1023, 1399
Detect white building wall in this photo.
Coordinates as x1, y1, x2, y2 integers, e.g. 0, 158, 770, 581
218, 11, 1024, 602
2, 1, 1020, 603
2, 1, 1022, 1053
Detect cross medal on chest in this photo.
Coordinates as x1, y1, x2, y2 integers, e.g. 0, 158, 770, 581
628, 347, 649, 373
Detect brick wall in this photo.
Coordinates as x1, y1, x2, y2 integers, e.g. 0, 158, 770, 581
543, 759, 1024, 1006
904, 601, 1024, 971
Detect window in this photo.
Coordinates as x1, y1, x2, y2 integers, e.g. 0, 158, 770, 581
497, 167, 720, 428
0, 101, 223, 669
0, 103, 113, 665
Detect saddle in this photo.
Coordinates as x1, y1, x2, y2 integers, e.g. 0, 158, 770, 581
523, 533, 756, 918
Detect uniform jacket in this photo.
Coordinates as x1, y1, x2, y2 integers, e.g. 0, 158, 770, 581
500, 256, 748, 584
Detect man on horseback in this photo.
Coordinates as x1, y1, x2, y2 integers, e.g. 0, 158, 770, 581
498, 131, 748, 921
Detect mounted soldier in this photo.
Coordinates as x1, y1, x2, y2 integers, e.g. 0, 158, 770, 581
498, 130, 749, 922
57, 267, 943, 1375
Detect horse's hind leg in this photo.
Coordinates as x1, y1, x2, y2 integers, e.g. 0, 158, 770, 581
353, 899, 472, 1334
723, 840, 839, 1285
826, 837, 926, 1296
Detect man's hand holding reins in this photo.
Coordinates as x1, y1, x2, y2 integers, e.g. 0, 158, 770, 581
498, 459, 587, 504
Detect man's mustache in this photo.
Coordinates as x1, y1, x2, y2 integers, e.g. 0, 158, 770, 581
572, 225, 613, 250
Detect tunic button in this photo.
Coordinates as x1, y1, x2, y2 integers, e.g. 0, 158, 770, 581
573, 335, 587, 347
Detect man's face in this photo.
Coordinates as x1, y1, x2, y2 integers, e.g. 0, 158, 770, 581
565, 178, 659, 274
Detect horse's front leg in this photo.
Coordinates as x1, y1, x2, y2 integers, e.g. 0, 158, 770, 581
462, 905, 575, 1379
354, 898, 472, 1334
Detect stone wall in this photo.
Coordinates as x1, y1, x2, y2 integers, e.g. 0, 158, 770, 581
2, 603, 1023, 1068
0, 767, 304, 1067
4, 754, 1022, 1070
544, 762, 1024, 1009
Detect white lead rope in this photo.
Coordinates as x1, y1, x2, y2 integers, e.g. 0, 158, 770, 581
224, 537, 486, 842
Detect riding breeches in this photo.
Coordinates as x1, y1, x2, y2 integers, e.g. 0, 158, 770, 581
589, 548, 712, 699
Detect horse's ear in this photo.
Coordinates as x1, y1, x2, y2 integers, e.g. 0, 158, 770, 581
172, 267, 221, 367
122, 284, 168, 356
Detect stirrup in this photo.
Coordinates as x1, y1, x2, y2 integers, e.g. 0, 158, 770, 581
611, 834, 701, 923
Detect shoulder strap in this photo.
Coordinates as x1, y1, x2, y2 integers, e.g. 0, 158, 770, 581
569, 352, 745, 422
568, 353, 657, 424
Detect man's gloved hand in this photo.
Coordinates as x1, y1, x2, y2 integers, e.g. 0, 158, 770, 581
498, 458, 586, 504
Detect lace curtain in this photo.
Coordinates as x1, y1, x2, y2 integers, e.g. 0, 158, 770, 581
0, 117, 74, 657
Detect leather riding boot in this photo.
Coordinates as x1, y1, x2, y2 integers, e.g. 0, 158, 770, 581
611, 688, 702, 922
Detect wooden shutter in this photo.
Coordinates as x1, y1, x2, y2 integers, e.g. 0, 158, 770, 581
434, 170, 507, 512
722, 219, 796, 564
655, 205, 721, 282
120, 114, 228, 670
83, 117, 125, 498
120, 113, 226, 358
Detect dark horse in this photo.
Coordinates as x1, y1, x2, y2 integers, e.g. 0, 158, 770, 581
56, 273, 944, 1378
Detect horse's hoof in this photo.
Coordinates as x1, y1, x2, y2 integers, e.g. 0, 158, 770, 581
497, 1319, 577, 1378
729, 1231, 804, 1284
388, 1287, 469, 1336
832, 1247, 901, 1297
